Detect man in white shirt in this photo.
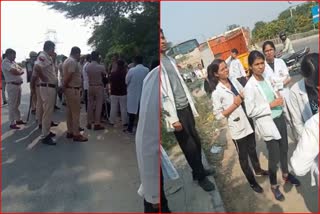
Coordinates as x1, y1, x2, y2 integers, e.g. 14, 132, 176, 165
279, 32, 295, 54
2, 49, 25, 129
228, 48, 247, 81
82, 54, 91, 112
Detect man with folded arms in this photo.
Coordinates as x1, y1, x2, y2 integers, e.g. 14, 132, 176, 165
2, 48, 25, 129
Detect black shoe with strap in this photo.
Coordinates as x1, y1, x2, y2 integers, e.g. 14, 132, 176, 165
271, 186, 285, 201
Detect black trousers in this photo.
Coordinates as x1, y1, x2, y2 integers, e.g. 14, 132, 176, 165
127, 113, 136, 132
265, 114, 289, 185
233, 133, 261, 185
144, 169, 169, 213
84, 89, 88, 112
174, 105, 205, 180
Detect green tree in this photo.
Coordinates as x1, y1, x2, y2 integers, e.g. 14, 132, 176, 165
252, 2, 318, 41
44, 2, 159, 67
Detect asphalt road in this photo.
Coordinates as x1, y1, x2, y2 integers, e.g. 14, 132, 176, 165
1, 75, 143, 212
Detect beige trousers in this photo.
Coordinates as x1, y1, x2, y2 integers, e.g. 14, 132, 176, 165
40, 86, 56, 138
87, 86, 104, 125
6, 84, 22, 125
65, 88, 81, 135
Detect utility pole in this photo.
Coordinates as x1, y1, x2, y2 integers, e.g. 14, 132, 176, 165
288, 1, 297, 34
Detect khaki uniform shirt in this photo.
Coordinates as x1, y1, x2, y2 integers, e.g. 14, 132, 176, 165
2, 58, 23, 83
86, 61, 106, 86
63, 57, 82, 87
35, 51, 57, 84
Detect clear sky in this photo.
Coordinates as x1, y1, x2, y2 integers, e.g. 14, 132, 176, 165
161, 1, 307, 45
1, 1, 95, 62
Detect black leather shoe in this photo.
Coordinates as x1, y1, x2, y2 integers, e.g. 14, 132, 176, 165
204, 168, 216, 176
94, 124, 105, 130
66, 133, 73, 139
16, 120, 26, 125
41, 136, 56, 145
79, 127, 84, 132
48, 132, 56, 138
193, 168, 216, 180
198, 177, 215, 192
250, 183, 263, 193
51, 121, 59, 127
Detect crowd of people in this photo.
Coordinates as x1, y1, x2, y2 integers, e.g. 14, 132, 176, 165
1, 31, 318, 213
134, 29, 318, 213
1, 40, 154, 146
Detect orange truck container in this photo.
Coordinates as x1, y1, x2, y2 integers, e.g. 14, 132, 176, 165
207, 27, 251, 72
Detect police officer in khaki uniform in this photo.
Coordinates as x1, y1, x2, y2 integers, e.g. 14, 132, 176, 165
31, 52, 59, 133
63, 47, 88, 142
26, 51, 38, 114
2, 49, 26, 129
86, 51, 106, 130
33, 41, 58, 145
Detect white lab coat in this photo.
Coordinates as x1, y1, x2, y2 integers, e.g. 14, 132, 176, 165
161, 56, 199, 132
82, 62, 90, 90
244, 76, 282, 141
136, 67, 160, 204
290, 113, 319, 186
126, 64, 149, 114
229, 58, 246, 80
212, 79, 253, 140
263, 58, 290, 92
263, 58, 294, 132
287, 79, 313, 139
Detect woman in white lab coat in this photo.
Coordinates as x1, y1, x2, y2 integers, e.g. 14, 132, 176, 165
208, 59, 268, 193
287, 53, 319, 139
290, 113, 319, 186
244, 51, 300, 201
262, 41, 297, 141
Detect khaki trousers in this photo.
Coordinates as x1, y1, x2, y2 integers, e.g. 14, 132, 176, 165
6, 84, 22, 125
2, 80, 7, 103
40, 86, 56, 138
65, 88, 81, 135
87, 86, 104, 125
35, 86, 43, 125
30, 83, 37, 111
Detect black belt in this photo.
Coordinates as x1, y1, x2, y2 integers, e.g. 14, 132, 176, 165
66, 86, 81, 90
39, 83, 56, 88
7, 82, 22, 85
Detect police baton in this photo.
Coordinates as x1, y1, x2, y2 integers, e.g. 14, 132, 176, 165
26, 91, 33, 122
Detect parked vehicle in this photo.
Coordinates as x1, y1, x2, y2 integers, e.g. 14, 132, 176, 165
277, 47, 310, 74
